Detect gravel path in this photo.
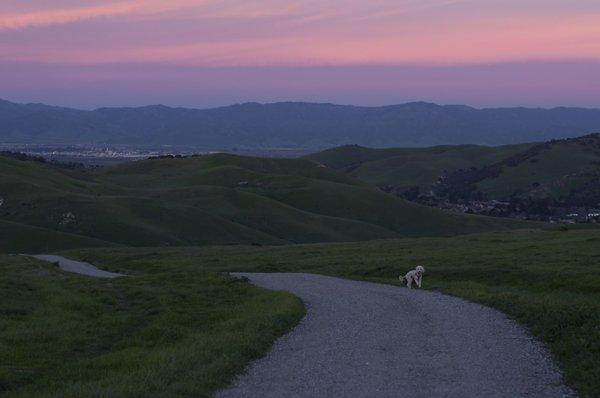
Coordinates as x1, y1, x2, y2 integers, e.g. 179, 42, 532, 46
29, 254, 124, 278
217, 273, 574, 398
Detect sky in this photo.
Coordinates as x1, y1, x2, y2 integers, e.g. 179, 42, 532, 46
1, 0, 599, 109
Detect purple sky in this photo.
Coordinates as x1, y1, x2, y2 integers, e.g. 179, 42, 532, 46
1, 1, 600, 109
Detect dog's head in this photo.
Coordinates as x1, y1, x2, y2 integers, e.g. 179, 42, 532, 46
415, 265, 425, 274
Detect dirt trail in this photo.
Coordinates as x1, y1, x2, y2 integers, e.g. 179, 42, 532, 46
217, 272, 575, 398
29, 254, 123, 278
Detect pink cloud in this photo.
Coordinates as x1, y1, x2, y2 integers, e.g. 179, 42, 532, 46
0, 0, 207, 30
3, 10, 600, 66
1, 1, 599, 66
0, 2, 140, 30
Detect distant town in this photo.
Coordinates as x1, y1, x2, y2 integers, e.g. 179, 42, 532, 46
380, 186, 600, 225
0, 143, 312, 166
415, 197, 600, 224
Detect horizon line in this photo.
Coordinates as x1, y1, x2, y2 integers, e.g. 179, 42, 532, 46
3, 97, 600, 112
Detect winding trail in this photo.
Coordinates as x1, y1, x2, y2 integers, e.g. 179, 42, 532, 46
217, 273, 574, 398
29, 254, 123, 278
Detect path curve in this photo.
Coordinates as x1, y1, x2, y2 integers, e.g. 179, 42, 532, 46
217, 273, 574, 398
29, 254, 124, 278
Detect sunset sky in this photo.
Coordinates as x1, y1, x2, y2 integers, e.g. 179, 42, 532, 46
1, 0, 599, 108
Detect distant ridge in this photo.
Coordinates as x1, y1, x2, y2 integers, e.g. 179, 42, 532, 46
307, 133, 600, 209
1, 98, 600, 148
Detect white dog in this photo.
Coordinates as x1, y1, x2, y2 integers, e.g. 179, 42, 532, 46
399, 265, 425, 289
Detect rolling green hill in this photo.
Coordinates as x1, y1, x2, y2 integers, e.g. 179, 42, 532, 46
0, 153, 533, 252
308, 134, 600, 206
0, 220, 116, 253
307, 143, 534, 189
471, 135, 600, 204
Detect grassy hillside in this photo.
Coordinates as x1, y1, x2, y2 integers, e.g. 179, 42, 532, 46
308, 134, 600, 206
0, 254, 303, 397
0, 153, 534, 252
474, 134, 600, 202
63, 228, 600, 397
0, 220, 116, 253
307, 143, 533, 189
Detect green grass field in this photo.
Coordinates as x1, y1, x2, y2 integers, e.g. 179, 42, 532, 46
54, 228, 599, 397
0, 255, 304, 397
2, 229, 599, 396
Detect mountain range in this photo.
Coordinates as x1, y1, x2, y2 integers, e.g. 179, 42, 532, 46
2, 99, 600, 148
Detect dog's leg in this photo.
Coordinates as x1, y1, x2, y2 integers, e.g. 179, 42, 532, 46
417, 277, 422, 288
407, 277, 413, 289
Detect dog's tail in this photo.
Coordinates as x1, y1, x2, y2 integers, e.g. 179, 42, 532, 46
399, 275, 406, 285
